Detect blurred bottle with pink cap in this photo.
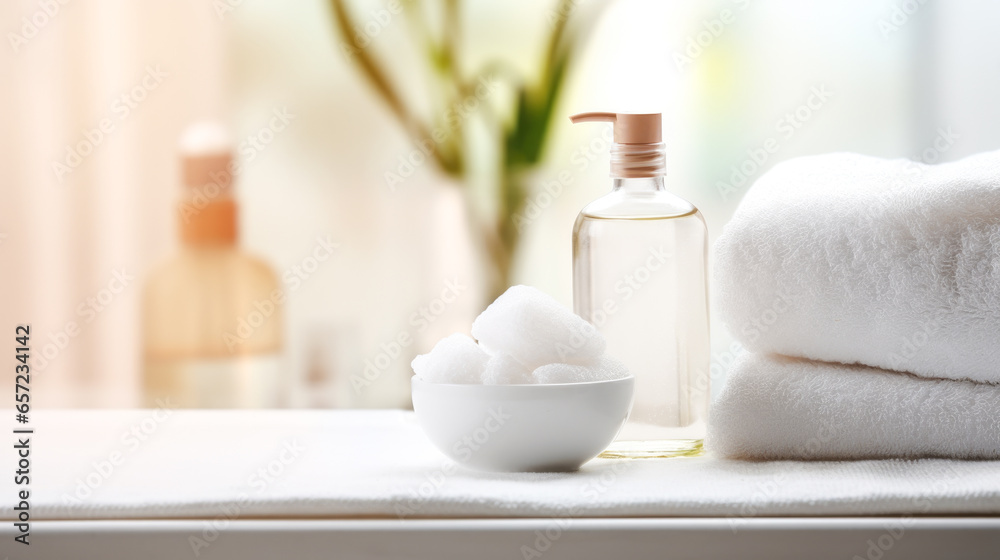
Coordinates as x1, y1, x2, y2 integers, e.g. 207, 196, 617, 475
142, 122, 285, 408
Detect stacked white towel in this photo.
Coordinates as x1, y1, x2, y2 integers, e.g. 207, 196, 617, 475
708, 354, 1000, 460
710, 151, 1000, 460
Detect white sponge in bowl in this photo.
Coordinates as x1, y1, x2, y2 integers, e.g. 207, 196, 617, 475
411, 333, 489, 384
533, 355, 630, 384
412, 285, 628, 385
471, 285, 606, 370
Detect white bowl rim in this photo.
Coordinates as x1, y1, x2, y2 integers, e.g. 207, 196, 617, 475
411, 374, 634, 389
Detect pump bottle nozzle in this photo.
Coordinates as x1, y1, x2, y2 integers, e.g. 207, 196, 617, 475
569, 112, 664, 177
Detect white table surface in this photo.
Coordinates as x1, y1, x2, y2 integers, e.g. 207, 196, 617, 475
4, 409, 999, 559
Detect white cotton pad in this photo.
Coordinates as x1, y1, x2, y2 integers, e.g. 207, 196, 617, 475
532, 355, 630, 384
482, 352, 534, 385
471, 285, 606, 370
411, 333, 489, 384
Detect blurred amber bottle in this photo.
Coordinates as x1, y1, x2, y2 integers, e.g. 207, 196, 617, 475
143, 124, 284, 408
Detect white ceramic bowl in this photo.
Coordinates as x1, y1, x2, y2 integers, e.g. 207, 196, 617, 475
411, 376, 634, 472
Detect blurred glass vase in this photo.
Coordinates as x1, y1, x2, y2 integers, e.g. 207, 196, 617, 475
330, 0, 608, 303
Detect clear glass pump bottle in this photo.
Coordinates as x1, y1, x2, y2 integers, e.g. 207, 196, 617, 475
570, 112, 709, 458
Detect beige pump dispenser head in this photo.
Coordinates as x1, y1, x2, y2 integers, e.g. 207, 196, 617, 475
569, 112, 665, 178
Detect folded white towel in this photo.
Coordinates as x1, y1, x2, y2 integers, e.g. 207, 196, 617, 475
708, 352, 1000, 460
715, 151, 1000, 384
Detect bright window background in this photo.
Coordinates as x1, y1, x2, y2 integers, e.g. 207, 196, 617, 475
3, 0, 999, 407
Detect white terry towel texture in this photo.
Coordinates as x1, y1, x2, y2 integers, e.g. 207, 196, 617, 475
707, 353, 1000, 460
714, 151, 1000, 384
14, 410, 1000, 519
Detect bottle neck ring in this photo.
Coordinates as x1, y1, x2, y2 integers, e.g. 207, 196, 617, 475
610, 142, 665, 178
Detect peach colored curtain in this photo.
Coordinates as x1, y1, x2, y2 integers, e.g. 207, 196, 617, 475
0, 0, 226, 406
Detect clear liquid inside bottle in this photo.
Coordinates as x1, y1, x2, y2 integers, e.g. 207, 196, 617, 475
573, 176, 710, 458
